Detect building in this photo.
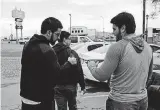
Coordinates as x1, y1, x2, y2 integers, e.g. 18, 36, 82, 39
69, 26, 88, 36
68, 26, 116, 41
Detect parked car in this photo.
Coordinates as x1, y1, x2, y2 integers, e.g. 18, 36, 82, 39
19, 37, 30, 44
153, 49, 160, 58
70, 43, 85, 51
80, 43, 160, 83
79, 45, 112, 83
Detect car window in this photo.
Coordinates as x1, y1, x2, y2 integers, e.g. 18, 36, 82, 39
70, 37, 78, 43
87, 44, 103, 51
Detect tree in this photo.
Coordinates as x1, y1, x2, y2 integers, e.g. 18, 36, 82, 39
149, 0, 160, 18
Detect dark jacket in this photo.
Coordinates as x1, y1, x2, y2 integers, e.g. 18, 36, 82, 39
20, 34, 71, 102
53, 43, 85, 90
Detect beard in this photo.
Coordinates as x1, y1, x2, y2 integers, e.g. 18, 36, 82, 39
50, 41, 56, 45
49, 35, 57, 45
116, 32, 122, 42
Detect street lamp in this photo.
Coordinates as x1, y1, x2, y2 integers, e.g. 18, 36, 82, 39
142, 0, 146, 36
146, 14, 149, 42
69, 14, 72, 34
10, 24, 13, 41
100, 16, 104, 38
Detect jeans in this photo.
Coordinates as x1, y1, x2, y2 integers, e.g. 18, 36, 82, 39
106, 97, 148, 110
21, 101, 55, 110
148, 85, 160, 110
54, 84, 77, 110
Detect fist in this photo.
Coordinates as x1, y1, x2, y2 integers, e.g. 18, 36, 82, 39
68, 57, 77, 65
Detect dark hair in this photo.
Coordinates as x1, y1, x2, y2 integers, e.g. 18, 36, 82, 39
41, 17, 63, 34
58, 31, 70, 42
110, 12, 136, 34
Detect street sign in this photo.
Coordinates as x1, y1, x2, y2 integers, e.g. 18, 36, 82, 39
15, 18, 23, 28
15, 21, 22, 26
15, 18, 23, 22
15, 25, 23, 29
12, 8, 25, 19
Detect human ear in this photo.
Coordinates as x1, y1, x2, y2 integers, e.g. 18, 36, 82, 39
47, 30, 52, 36
121, 25, 126, 33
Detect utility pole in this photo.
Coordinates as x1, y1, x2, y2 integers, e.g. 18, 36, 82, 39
69, 14, 72, 34
143, 0, 146, 37
16, 28, 18, 44
100, 16, 104, 38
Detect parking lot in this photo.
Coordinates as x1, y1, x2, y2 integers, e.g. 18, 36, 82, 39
1, 41, 160, 110
1, 42, 110, 110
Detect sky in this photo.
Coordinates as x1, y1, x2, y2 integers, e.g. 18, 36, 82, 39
0, 0, 160, 38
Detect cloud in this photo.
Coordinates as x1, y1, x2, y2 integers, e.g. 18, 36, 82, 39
3, 0, 46, 3
68, 0, 106, 6
1, 0, 159, 37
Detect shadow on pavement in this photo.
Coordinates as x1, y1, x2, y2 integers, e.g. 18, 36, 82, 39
85, 79, 110, 93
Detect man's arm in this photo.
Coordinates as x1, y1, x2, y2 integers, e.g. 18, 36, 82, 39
87, 43, 121, 82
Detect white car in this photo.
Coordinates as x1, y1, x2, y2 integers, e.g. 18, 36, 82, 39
149, 44, 160, 65
19, 37, 30, 44
153, 49, 160, 66
81, 43, 160, 83
70, 43, 85, 50
80, 45, 112, 83
153, 49, 160, 58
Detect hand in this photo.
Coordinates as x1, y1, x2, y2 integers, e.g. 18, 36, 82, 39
81, 89, 86, 95
87, 60, 99, 69
68, 57, 77, 65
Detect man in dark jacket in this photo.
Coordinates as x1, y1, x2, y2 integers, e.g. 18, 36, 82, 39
20, 17, 77, 110
53, 31, 85, 110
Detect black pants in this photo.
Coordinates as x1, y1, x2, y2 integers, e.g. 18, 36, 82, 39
21, 101, 55, 110
54, 84, 77, 110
